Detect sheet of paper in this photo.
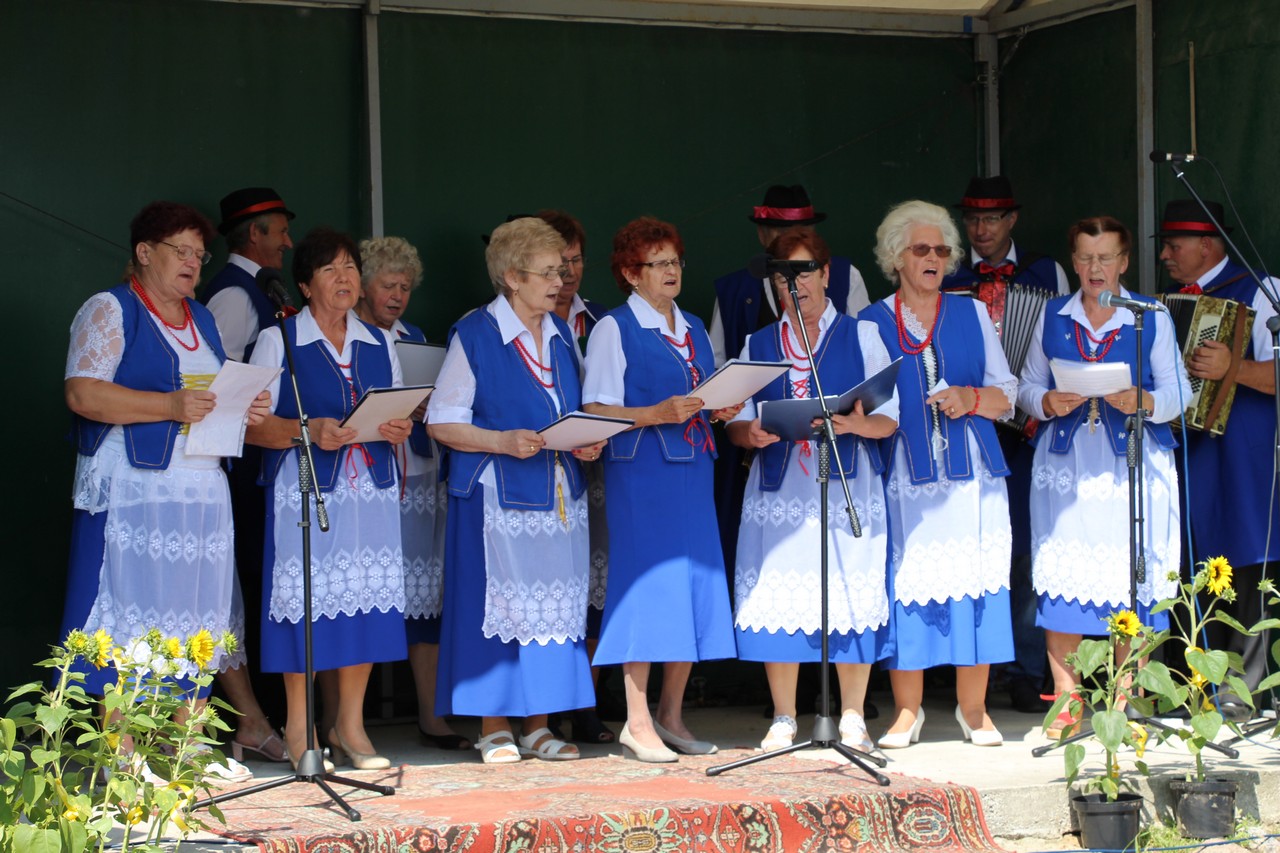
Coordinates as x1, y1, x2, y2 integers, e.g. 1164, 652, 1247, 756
186, 361, 282, 458
395, 340, 447, 387
537, 411, 635, 451
339, 386, 434, 444
1049, 358, 1132, 397
687, 359, 790, 410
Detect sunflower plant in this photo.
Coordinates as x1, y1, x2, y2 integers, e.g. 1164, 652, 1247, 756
1147, 555, 1275, 782
0, 628, 237, 853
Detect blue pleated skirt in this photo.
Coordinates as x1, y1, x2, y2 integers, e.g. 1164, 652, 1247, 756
882, 588, 1015, 670
735, 625, 885, 663
1036, 593, 1169, 636
435, 487, 594, 717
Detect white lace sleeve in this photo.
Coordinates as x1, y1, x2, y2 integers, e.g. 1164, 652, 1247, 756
65, 292, 125, 381
973, 301, 1018, 422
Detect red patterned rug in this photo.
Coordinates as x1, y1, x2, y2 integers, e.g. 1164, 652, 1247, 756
210, 750, 1004, 852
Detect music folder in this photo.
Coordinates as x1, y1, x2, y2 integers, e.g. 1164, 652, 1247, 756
394, 340, 447, 387
759, 358, 902, 441
537, 411, 635, 451
687, 359, 790, 410
338, 385, 434, 444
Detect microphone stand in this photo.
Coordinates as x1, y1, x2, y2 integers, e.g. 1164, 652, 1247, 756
1033, 304, 1236, 760
1162, 162, 1280, 744
708, 273, 889, 785
196, 302, 395, 821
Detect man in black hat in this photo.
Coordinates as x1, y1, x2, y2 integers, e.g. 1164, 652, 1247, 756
709, 184, 869, 365
201, 187, 296, 361
1158, 199, 1278, 720
942, 175, 1069, 715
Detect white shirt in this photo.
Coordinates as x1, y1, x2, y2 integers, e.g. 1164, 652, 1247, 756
206, 253, 263, 361
583, 293, 693, 407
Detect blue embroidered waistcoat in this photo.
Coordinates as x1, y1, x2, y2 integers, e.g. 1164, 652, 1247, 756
715, 256, 855, 362
199, 262, 278, 359
1039, 295, 1175, 456
259, 315, 396, 493
863, 295, 1008, 484
605, 303, 718, 463
941, 246, 1060, 295
395, 321, 434, 459
74, 283, 228, 470
747, 315, 883, 489
445, 308, 585, 509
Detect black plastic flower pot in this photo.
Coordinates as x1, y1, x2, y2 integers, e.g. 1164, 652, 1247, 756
1072, 792, 1144, 851
1169, 779, 1238, 839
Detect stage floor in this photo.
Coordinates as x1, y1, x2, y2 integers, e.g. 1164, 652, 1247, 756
179, 696, 1280, 851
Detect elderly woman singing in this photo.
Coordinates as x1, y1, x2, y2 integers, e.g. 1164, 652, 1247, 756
862, 200, 1016, 749
429, 217, 602, 765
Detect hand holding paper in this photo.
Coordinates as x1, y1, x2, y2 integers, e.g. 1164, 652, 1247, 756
186, 360, 283, 457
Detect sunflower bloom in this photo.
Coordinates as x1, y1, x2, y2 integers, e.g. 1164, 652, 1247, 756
64, 630, 90, 658
91, 629, 113, 668
1204, 556, 1233, 596
1110, 610, 1141, 637
164, 637, 183, 660
187, 630, 216, 670
123, 804, 146, 825
1128, 722, 1149, 758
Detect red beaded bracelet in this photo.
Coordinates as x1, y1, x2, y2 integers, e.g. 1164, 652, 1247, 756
966, 387, 981, 417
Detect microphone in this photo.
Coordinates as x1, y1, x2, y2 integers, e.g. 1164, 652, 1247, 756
1148, 150, 1198, 163
1100, 290, 1167, 313
747, 253, 821, 279
255, 267, 295, 313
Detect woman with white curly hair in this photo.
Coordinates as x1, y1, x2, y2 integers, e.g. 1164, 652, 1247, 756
861, 200, 1016, 748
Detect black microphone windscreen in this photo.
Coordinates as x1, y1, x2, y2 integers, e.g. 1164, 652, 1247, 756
1148, 150, 1168, 163
747, 254, 773, 279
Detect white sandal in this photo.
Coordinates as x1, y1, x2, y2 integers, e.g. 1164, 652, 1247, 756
194, 744, 254, 783
518, 727, 580, 761
839, 711, 876, 753
475, 731, 521, 765
761, 715, 798, 751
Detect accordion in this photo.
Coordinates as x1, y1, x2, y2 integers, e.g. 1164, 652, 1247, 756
955, 281, 1052, 435
1157, 292, 1256, 435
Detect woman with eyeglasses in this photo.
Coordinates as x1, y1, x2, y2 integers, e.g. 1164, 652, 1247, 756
1016, 216, 1188, 737
728, 230, 897, 754
428, 217, 601, 765
582, 216, 741, 763
248, 226, 413, 771
862, 200, 1017, 748
61, 201, 271, 781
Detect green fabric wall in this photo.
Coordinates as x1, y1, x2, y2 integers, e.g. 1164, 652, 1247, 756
0, 0, 976, 693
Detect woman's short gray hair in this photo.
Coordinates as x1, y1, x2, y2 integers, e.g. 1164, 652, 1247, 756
359, 236, 423, 289
874, 200, 963, 284
485, 217, 566, 295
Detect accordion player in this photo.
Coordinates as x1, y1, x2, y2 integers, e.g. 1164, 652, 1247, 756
1157, 292, 1256, 435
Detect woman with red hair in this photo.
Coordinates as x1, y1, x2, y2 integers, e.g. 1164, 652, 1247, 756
583, 217, 740, 763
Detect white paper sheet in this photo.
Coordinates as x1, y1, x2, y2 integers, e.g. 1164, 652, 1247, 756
1049, 358, 1132, 397
395, 340, 447, 387
185, 361, 282, 458
537, 411, 635, 451
687, 359, 790, 410
338, 385, 434, 444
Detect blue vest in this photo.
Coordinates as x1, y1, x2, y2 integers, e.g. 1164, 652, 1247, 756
74, 283, 228, 470
394, 321, 435, 459
605, 303, 718, 463
942, 246, 1061, 296
746, 315, 883, 489
259, 315, 397, 493
715, 256, 855, 363
1174, 260, 1280, 563
199, 261, 279, 359
1039, 295, 1175, 456
445, 307, 585, 509
862, 295, 1008, 484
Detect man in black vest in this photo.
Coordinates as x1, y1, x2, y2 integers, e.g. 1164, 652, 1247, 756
943, 176, 1069, 714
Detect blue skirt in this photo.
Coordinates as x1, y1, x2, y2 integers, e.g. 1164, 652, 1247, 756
62, 508, 211, 698
260, 490, 408, 673
435, 488, 594, 718
1036, 593, 1170, 636
882, 589, 1015, 670
406, 614, 441, 645
593, 438, 736, 666
736, 625, 885, 664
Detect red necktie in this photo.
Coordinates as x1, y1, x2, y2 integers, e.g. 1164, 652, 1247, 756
1180, 282, 1203, 295
976, 261, 1016, 281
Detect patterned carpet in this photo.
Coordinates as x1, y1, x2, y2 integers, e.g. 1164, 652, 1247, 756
209, 749, 1004, 853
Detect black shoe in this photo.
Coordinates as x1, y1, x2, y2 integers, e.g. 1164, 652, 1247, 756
863, 699, 880, 721
1008, 678, 1051, 714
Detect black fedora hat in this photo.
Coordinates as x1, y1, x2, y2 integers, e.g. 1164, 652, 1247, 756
749, 185, 827, 227
954, 175, 1021, 211
1155, 199, 1232, 238
217, 187, 295, 236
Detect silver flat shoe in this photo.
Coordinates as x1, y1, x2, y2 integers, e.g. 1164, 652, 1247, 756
653, 721, 718, 755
